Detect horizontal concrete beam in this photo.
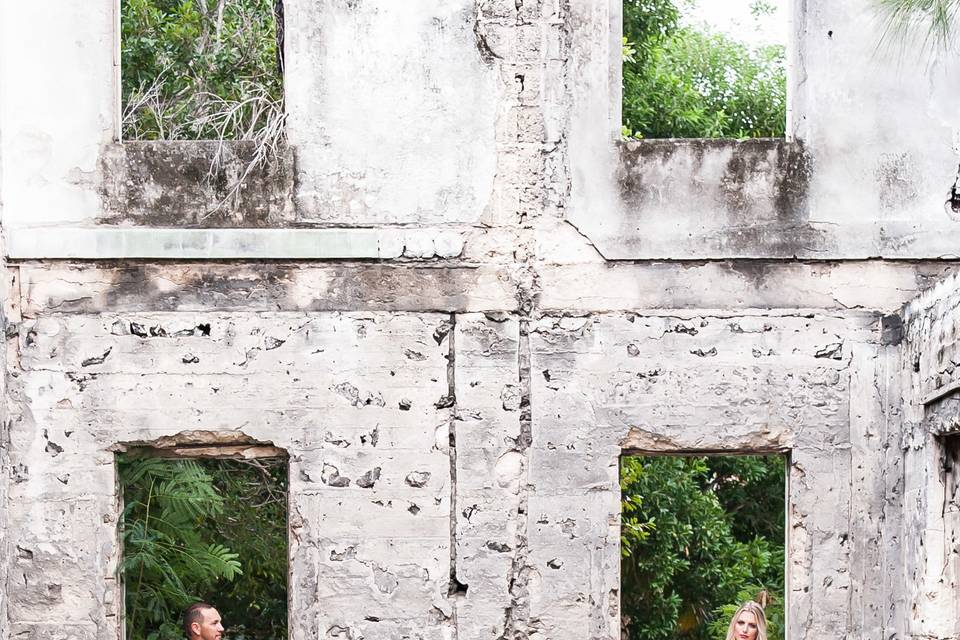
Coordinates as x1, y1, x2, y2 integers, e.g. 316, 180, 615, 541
6, 228, 465, 260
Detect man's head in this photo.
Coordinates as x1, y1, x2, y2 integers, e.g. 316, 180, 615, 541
182, 603, 223, 640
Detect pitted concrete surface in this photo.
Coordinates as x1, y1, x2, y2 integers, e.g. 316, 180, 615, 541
2, 1, 960, 639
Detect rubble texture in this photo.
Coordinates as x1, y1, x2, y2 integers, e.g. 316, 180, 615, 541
1, 1, 960, 639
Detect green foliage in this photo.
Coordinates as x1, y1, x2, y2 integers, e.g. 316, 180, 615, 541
199, 459, 288, 640
622, 0, 786, 138
120, 457, 241, 640
121, 0, 283, 140
620, 456, 785, 640
119, 456, 287, 640
622, 0, 688, 68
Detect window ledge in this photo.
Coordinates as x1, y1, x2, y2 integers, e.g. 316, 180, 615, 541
6, 227, 465, 260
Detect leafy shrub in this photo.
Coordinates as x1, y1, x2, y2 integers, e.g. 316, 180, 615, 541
620, 456, 785, 640
120, 456, 287, 640
622, 0, 786, 138
121, 0, 283, 141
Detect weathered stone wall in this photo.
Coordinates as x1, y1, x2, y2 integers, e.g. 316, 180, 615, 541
3, 0, 960, 638
527, 312, 902, 639
8, 305, 458, 640
901, 274, 960, 638
5, 263, 942, 639
0, 264, 9, 640
940, 433, 960, 638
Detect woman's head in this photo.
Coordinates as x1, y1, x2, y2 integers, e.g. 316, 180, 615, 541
724, 601, 767, 640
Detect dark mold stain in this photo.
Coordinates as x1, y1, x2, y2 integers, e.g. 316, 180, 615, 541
473, 20, 501, 65
615, 138, 821, 257
38, 264, 517, 317
881, 313, 904, 346
98, 141, 295, 228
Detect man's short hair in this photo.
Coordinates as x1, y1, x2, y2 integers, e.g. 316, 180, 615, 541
182, 602, 214, 639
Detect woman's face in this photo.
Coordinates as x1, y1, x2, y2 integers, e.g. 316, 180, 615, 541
734, 611, 759, 640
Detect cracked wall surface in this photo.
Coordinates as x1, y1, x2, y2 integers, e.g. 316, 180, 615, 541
3, 0, 960, 639
0, 261, 9, 640
901, 274, 960, 638
527, 313, 901, 639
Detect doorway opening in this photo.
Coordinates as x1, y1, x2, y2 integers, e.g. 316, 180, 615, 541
118, 452, 288, 640
620, 453, 787, 639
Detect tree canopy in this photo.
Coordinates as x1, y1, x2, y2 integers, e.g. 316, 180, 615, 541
622, 0, 787, 138
620, 456, 785, 640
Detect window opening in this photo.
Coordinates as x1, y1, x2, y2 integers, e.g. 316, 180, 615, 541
120, 0, 284, 142
620, 453, 787, 640
621, 0, 787, 139
118, 453, 288, 640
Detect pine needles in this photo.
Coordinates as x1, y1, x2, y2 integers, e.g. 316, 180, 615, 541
876, 0, 960, 54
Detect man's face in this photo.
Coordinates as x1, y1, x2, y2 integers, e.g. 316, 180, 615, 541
191, 607, 224, 640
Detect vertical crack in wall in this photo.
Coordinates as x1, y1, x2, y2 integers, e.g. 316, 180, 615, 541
500, 318, 532, 639
446, 312, 466, 637
0, 266, 13, 639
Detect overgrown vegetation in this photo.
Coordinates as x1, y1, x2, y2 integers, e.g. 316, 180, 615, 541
620, 455, 785, 640
622, 0, 786, 138
119, 455, 288, 640
121, 0, 283, 141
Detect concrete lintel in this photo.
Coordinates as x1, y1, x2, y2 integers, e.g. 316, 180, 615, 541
5, 227, 465, 260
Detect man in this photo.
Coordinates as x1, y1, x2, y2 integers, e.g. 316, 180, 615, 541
182, 603, 224, 640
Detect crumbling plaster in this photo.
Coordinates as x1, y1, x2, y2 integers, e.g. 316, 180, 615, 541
900, 273, 960, 639
2, 0, 960, 639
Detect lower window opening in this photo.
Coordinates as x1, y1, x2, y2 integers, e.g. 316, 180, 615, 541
620, 453, 786, 640
118, 454, 289, 640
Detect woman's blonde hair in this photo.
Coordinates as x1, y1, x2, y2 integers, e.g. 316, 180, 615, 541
724, 600, 768, 640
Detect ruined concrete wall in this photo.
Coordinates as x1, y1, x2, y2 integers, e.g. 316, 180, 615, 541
5, 264, 936, 639
3, 0, 960, 638
0, 5, 10, 631
527, 312, 903, 639
567, 1, 960, 260
0, 223, 8, 640
0, 1, 498, 233
900, 275, 960, 639
5, 306, 462, 640
940, 433, 960, 638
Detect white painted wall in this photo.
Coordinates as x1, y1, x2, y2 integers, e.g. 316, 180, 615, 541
0, 1, 115, 230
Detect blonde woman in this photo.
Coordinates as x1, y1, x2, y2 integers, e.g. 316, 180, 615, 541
724, 600, 767, 640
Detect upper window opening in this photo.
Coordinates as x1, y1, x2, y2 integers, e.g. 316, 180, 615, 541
621, 0, 787, 139
118, 453, 289, 640
620, 453, 786, 640
120, 0, 284, 142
